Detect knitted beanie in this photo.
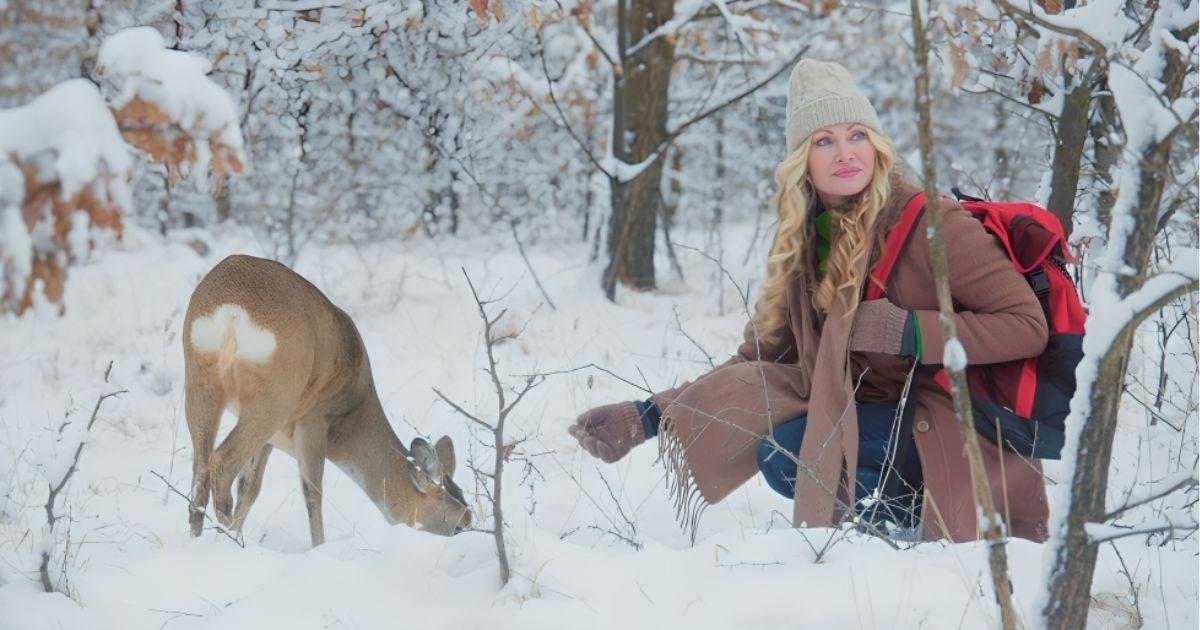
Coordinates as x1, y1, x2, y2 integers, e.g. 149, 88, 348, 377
785, 59, 883, 154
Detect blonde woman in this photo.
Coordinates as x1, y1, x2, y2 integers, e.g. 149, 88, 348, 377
569, 60, 1051, 542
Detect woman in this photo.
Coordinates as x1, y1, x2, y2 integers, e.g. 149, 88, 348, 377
568, 59, 1051, 543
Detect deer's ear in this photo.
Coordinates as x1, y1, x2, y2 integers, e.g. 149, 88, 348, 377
410, 438, 442, 482
434, 435, 457, 477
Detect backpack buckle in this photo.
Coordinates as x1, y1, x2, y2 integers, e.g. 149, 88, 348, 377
1028, 268, 1050, 300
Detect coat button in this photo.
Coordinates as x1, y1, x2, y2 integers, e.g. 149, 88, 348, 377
916, 420, 931, 433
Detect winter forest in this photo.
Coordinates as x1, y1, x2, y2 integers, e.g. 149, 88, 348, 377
0, 0, 1196, 628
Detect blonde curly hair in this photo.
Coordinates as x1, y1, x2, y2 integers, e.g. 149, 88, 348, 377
752, 128, 896, 343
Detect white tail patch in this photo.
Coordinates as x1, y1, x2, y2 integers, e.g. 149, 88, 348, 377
190, 304, 277, 363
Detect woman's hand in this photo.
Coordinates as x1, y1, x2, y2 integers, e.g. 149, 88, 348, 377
849, 299, 919, 359
568, 401, 646, 463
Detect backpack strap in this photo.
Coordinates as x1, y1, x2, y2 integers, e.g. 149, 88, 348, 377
867, 192, 927, 300
867, 191, 927, 520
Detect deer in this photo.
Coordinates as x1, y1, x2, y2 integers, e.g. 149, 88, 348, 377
182, 254, 471, 547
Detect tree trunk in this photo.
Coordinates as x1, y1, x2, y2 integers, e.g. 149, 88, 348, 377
1045, 83, 1090, 239
1043, 23, 1193, 627
911, 2, 1017, 628
1088, 91, 1120, 228
603, 0, 675, 299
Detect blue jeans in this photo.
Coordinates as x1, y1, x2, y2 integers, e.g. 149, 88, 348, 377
756, 401, 923, 527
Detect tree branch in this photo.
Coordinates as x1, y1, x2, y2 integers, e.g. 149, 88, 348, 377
535, 28, 613, 179
1103, 472, 1198, 520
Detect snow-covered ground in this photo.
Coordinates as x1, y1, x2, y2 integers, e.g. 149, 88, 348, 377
0, 223, 1195, 629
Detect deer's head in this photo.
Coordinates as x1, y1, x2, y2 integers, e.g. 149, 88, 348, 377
407, 436, 472, 536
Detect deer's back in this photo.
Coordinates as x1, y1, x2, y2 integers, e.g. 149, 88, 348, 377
184, 255, 368, 417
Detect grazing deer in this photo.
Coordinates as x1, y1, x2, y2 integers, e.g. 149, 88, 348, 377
183, 254, 471, 546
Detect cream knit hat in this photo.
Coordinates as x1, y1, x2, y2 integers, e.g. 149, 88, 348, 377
785, 60, 883, 154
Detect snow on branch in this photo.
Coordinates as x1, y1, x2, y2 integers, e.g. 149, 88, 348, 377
94, 27, 246, 189
627, 0, 709, 57
1084, 253, 1199, 355
0, 27, 246, 316
626, 0, 782, 58
1085, 513, 1198, 545
0, 80, 131, 315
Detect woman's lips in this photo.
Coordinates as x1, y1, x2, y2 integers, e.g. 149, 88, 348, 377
833, 168, 861, 178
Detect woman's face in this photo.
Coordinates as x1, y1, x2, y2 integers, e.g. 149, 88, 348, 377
805, 123, 876, 208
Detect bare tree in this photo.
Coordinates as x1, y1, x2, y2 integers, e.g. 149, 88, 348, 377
910, 3, 1017, 628
40, 363, 125, 594
1037, 7, 1198, 627
434, 270, 545, 586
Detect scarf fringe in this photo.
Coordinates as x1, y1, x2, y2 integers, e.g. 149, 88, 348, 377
659, 420, 710, 545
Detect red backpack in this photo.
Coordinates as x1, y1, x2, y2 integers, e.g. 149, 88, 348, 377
867, 191, 1087, 459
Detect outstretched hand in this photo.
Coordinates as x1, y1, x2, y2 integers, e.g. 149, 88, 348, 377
568, 401, 646, 463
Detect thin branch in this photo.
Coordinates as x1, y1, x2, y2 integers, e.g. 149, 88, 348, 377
433, 388, 495, 430
1103, 474, 1198, 521
150, 470, 244, 547
994, 0, 1108, 57
673, 305, 717, 369
1086, 517, 1198, 545
535, 28, 612, 179
661, 45, 808, 148
507, 220, 557, 310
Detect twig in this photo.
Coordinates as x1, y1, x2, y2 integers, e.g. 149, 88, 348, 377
150, 470, 244, 547
436, 269, 547, 586
1103, 474, 1198, 521
1108, 542, 1144, 628
673, 305, 717, 369
534, 28, 612, 179
41, 369, 126, 593
596, 470, 640, 547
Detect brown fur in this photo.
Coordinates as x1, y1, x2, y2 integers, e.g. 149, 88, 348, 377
183, 255, 470, 546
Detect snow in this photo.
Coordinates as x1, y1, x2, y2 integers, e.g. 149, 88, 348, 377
0, 79, 132, 201
95, 27, 246, 173
0, 223, 1194, 630
943, 338, 967, 371
0, 203, 32, 308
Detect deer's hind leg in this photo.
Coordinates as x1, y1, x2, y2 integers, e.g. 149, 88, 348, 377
231, 443, 274, 534
185, 360, 224, 538
208, 401, 291, 531
292, 411, 329, 547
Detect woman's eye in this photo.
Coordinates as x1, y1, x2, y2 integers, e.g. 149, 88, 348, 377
851, 131, 867, 140
814, 137, 831, 146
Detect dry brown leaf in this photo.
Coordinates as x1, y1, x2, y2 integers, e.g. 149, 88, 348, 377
351, 7, 367, 27
491, 0, 505, 22
572, 0, 592, 31
1026, 76, 1047, 104
469, 0, 489, 21
6, 158, 125, 315
949, 41, 969, 89
303, 63, 325, 79
1034, 43, 1054, 76
1036, 0, 1063, 14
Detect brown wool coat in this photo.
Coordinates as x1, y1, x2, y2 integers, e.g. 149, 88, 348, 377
652, 176, 1051, 543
